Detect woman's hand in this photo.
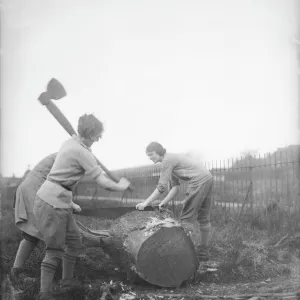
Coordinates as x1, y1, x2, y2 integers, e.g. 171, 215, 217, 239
118, 177, 131, 191
136, 202, 147, 210
72, 203, 82, 213
158, 203, 166, 211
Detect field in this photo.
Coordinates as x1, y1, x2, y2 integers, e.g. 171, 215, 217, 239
1, 190, 300, 300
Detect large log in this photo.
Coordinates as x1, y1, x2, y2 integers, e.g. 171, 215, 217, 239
98, 209, 199, 288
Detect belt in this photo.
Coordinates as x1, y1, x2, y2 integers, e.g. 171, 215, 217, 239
47, 178, 72, 192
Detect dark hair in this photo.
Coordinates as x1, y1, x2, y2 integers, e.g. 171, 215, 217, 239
146, 142, 166, 156
77, 114, 104, 139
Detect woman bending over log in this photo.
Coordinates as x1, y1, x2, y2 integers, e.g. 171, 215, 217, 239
136, 141, 213, 261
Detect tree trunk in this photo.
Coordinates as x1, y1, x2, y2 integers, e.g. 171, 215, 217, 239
84, 209, 199, 288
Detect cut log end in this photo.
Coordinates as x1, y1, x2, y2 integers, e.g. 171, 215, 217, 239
81, 211, 200, 288
136, 226, 198, 287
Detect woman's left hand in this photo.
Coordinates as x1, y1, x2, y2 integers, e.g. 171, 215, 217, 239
158, 203, 166, 211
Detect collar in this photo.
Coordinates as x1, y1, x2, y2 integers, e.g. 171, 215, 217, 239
161, 153, 168, 162
72, 135, 92, 152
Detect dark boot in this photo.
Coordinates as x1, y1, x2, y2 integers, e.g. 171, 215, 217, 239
59, 278, 86, 293
35, 292, 55, 300
9, 268, 36, 290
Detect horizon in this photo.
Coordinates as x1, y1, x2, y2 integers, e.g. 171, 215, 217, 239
2, 143, 299, 179
1, 0, 299, 177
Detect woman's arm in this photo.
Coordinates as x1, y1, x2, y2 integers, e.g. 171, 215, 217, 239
160, 186, 179, 207
95, 173, 130, 191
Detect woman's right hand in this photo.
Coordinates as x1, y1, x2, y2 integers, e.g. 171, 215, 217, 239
72, 203, 82, 213
118, 177, 131, 191
136, 202, 147, 210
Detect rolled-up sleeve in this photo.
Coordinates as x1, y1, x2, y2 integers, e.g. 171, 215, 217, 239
157, 159, 174, 194
86, 165, 102, 179
79, 150, 103, 179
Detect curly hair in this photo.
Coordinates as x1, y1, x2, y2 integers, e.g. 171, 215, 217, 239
77, 114, 104, 139
145, 142, 166, 156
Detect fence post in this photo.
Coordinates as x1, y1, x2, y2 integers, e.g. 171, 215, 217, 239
249, 155, 254, 214
222, 159, 227, 223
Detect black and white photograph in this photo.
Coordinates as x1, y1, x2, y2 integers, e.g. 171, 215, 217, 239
1, 1, 300, 299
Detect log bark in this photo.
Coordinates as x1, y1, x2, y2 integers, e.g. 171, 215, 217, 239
96, 209, 199, 288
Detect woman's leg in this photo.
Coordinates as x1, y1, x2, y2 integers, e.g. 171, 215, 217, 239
33, 197, 67, 296
180, 179, 213, 260
197, 180, 213, 247
10, 232, 40, 287
62, 211, 82, 284
13, 232, 39, 269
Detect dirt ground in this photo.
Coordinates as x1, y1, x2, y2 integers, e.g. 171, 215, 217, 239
71, 237, 300, 300
135, 274, 300, 300
52, 253, 300, 300
2, 207, 300, 300
64, 260, 300, 300
3, 251, 300, 300
81, 258, 300, 300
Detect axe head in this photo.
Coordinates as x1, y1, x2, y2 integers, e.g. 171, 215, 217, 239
47, 78, 67, 100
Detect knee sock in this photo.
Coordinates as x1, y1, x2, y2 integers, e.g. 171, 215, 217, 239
62, 251, 77, 281
200, 223, 211, 247
40, 250, 62, 293
13, 239, 36, 269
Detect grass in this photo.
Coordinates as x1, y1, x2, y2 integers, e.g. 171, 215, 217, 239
1, 196, 300, 299
202, 205, 300, 284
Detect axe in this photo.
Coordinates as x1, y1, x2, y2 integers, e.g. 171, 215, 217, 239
38, 78, 133, 191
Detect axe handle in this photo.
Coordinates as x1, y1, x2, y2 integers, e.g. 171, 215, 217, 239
43, 100, 131, 189
45, 101, 77, 136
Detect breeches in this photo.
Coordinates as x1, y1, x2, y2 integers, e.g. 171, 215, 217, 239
180, 178, 213, 227
33, 196, 82, 252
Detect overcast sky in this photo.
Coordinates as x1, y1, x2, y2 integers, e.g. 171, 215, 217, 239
1, 0, 299, 177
